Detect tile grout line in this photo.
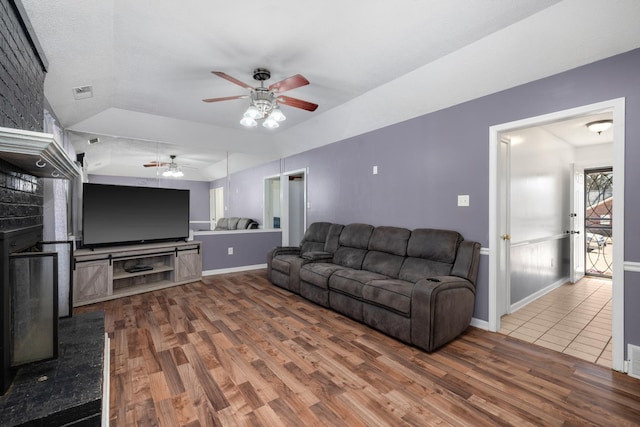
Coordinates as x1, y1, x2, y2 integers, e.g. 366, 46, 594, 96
508, 280, 611, 361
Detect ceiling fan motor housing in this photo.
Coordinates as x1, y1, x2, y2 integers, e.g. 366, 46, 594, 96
253, 68, 271, 81
252, 87, 276, 117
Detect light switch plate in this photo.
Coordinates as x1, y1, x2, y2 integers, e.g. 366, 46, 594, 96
458, 195, 470, 207
373, 165, 378, 175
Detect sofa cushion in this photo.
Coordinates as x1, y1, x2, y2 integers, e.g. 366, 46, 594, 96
406, 228, 462, 263
271, 254, 298, 274
300, 222, 333, 253
227, 217, 240, 230
236, 218, 252, 229
399, 258, 454, 283
300, 263, 347, 290
368, 226, 410, 256
329, 269, 388, 299
214, 217, 229, 230
332, 223, 374, 269
362, 279, 414, 316
323, 223, 344, 253
399, 228, 462, 283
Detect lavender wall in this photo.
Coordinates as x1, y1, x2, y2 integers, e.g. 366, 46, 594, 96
88, 175, 210, 222
235, 49, 640, 345
227, 160, 279, 225
196, 230, 282, 271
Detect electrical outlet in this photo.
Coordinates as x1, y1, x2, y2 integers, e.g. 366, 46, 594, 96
373, 165, 378, 175
457, 195, 470, 207
227, 247, 233, 255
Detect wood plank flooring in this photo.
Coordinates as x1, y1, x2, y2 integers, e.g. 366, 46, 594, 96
75, 269, 640, 426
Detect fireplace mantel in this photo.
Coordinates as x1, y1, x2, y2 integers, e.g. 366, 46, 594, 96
0, 126, 79, 180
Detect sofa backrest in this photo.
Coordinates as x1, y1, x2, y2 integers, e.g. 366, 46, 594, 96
214, 217, 229, 230
332, 223, 374, 269
237, 218, 258, 229
300, 222, 333, 253
324, 223, 344, 253
362, 226, 410, 278
399, 228, 463, 282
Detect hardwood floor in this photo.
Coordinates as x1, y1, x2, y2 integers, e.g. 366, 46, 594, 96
75, 270, 640, 426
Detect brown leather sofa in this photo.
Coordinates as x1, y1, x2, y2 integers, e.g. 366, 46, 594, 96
267, 222, 481, 352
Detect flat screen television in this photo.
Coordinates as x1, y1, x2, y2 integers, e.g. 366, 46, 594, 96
82, 183, 190, 247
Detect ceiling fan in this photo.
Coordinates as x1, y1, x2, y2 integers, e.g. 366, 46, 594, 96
143, 155, 184, 177
203, 68, 318, 128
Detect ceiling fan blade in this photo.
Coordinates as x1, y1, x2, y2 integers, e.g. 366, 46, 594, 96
277, 95, 318, 112
269, 74, 309, 93
202, 95, 249, 103
211, 71, 253, 89
144, 161, 168, 167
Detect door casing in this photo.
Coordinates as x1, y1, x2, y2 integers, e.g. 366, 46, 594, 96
488, 98, 625, 371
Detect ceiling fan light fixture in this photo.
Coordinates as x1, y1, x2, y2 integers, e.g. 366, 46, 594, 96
240, 116, 257, 127
586, 119, 613, 134
262, 117, 279, 129
243, 105, 262, 120
269, 107, 286, 122
162, 168, 183, 178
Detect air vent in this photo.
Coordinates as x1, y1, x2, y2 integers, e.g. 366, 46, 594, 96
628, 344, 640, 379
72, 85, 93, 100
87, 137, 99, 145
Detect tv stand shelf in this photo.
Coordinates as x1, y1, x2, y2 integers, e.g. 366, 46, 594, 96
73, 241, 202, 306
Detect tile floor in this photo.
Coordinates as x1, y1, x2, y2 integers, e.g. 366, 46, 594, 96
499, 276, 612, 367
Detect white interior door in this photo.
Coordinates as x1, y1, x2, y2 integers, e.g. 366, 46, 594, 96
263, 175, 280, 229
498, 139, 511, 316
288, 178, 305, 245
210, 187, 224, 229
569, 164, 585, 283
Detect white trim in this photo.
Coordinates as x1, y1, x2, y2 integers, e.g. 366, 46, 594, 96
470, 317, 489, 330
509, 277, 568, 313
202, 264, 267, 276
488, 97, 625, 372
480, 247, 489, 256
102, 333, 110, 427
624, 261, 640, 273
510, 233, 568, 248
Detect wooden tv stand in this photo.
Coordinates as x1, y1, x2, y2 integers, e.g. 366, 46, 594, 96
73, 241, 202, 306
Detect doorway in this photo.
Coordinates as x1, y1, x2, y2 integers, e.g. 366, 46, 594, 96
489, 98, 625, 371
263, 168, 307, 246
584, 168, 613, 278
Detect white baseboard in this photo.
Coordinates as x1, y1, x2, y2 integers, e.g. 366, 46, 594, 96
509, 276, 569, 313
471, 317, 490, 330
202, 263, 267, 276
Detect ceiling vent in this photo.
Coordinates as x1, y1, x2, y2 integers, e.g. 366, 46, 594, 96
72, 85, 93, 100
87, 137, 99, 145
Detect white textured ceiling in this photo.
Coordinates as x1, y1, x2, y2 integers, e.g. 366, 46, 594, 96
19, 0, 640, 181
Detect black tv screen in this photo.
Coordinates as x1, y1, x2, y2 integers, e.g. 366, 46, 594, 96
82, 183, 190, 247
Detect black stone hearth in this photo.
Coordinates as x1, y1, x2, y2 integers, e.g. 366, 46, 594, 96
0, 311, 105, 426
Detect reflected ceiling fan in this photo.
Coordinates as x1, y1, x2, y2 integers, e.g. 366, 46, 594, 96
143, 155, 184, 177
203, 68, 318, 128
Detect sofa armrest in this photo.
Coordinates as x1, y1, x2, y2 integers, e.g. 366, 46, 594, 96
410, 276, 475, 352
451, 240, 481, 285
301, 251, 334, 262
267, 246, 301, 280
270, 246, 301, 257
